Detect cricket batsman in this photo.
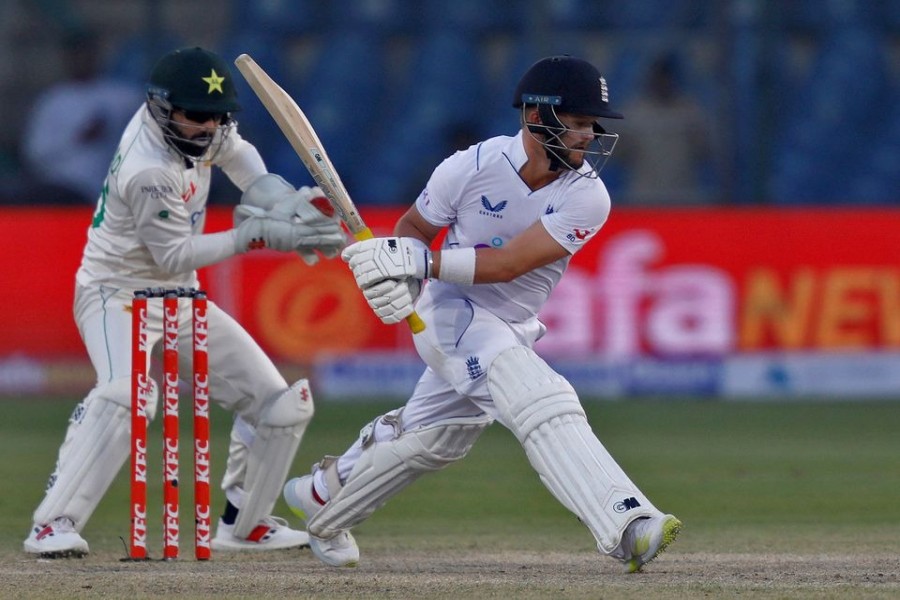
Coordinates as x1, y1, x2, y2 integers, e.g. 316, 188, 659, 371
283, 55, 682, 572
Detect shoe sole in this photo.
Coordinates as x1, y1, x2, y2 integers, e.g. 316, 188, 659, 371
26, 548, 88, 559
211, 531, 310, 552
626, 515, 682, 573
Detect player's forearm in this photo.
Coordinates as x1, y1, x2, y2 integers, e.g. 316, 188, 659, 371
151, 230, 238, 274
218, 137, 267, 191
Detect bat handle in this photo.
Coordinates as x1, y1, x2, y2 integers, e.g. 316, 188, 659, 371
405, 312, 426, 334
352, 227, 426, 334
353, 228, 375, 241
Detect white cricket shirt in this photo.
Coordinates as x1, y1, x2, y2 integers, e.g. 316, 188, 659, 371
417, 131, 611, 323
76, 105, 266, 290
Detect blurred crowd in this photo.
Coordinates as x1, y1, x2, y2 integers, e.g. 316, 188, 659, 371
0, 0, 897, 207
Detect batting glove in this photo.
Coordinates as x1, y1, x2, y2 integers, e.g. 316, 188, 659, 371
341, 237, 431, 289
362, 278, 422, 324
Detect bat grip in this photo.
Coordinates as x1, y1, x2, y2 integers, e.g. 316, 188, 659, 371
405, 312, 426, 334
351, 227, 426, 334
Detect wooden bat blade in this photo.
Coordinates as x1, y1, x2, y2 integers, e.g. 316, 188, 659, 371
234, 53, 425, 334
233, 54, 368, 236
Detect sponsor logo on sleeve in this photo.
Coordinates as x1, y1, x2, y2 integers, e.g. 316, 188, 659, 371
141, 185, 174, 200
566, 228, 593, 242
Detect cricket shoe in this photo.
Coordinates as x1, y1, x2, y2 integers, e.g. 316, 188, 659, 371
211, 516, 309, 551
615, 514, 682, 573
283, 475, 360, 568
24, 517, 89, 558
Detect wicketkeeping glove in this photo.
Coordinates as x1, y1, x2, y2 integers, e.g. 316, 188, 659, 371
235, 176, 346, 257
233, 205, 346, 254
361, 278, 422, 324
341, 237, 431, 289
291, 187, 348, 262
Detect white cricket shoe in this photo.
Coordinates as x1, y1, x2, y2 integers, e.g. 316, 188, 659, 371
211, 516, 309, 551
283, 475, 360, 568
614, 513, 682, 573
24, 517, 89, 558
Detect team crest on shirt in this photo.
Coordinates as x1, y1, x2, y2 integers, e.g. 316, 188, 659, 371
479, 195, 507, 219
545, 205, 555, 215
465, 356, 484, 380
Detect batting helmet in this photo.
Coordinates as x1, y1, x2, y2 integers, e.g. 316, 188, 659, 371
513, 55, 622, 119
513, 56, 622, 176
146, 47, 239, 160
148, 47, 241, 113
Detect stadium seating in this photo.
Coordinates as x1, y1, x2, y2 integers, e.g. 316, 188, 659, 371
354, 31, 486, 204
421, 0, 517, 33
78, 0, 900, 206
217, 32, 290, 162
229, 0, 327, 36
770, 29, 890, 203
107, 33, 186, 86
292, 31, 387, 194
325, 0, 419, 36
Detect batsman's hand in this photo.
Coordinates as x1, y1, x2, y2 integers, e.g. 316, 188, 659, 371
361, 278, 422, 325
341, 237, 431, 289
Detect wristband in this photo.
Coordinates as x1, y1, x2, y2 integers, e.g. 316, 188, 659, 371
438, 247, 476, 285
425, 251, 434, 280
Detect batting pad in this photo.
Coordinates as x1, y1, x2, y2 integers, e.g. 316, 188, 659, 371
307, 414, 490, 539
34, 377, 158, 529
488, 347, 658, 554
233, 379, 314, 538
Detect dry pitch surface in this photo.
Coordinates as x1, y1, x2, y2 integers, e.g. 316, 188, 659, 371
2, 547, 898, 599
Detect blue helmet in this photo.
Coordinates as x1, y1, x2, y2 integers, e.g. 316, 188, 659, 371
513, 55, 623, 120
513, 55, 622, 175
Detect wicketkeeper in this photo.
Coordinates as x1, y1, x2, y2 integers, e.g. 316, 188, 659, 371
24, 47, 347, 557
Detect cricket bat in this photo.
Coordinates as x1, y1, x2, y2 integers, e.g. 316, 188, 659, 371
234, 53, 425, 334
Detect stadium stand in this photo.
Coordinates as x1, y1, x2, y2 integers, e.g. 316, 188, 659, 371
0, 0, 897, 206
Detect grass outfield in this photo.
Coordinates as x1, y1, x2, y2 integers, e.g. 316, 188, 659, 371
1, 396, 899, 598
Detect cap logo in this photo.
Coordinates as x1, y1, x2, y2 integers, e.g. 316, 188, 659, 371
202, 69, 225, 94
599, 77, 609, 103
